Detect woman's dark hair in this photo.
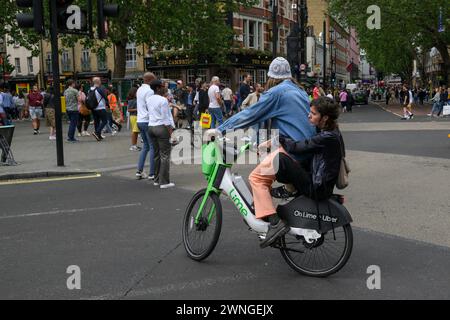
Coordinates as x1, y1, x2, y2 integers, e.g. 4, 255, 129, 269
127, 87, 138, 100
310, 97, 340, 131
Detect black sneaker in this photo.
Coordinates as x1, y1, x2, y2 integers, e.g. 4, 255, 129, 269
136, 171, 146, 180
33, 130, 38, 135
118, 124, 122, 132
260, 220, 290, 248
271, 186, 297, 199
409, 114, 414, 120
92, 132, 101, 141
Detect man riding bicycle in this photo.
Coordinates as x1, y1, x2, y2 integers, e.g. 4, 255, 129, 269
214, 57, 316, 248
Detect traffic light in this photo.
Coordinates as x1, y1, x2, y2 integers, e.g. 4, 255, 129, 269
331, 72, 336, 83
16, 0, 45, 35
97, 0, 119, 40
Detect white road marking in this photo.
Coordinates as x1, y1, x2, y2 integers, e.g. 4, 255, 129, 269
0, 173, 101, 186
0, 203, 142, 220
86, 272, 257, 300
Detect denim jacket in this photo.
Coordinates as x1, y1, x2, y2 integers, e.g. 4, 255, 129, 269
217, 80, 316, 145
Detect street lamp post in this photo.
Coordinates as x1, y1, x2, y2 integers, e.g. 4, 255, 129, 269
0, 37, 6, 86
272, 0, 278, 58
299, 0, 307, 66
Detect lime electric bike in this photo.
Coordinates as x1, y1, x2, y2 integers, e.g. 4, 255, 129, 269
182, 137, 353, 277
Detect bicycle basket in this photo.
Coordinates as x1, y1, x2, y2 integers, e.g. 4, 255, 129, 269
202, 143, 217, 177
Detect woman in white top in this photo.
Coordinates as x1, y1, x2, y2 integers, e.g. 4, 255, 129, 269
147, 79, 176, 189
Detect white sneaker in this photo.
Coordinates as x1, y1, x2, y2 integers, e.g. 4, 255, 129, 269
153, 182, 160, 186
101, 134, 106, 139
148, 175, 155, 180
129, 145, 139, 151
49, 135, 56, 140
112, 130, 118, 136
77, 132, 82, 137
82, 131, 89, 136
160, 183, 175, 189
136, 171, 147, 180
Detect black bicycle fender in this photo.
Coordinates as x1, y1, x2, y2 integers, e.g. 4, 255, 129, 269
277, 195, 353, 233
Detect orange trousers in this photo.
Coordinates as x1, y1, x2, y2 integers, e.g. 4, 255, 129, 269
248, 147, 288, 219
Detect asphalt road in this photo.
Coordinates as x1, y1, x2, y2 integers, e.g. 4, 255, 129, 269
1, 102, 449, 300
1, 175, 450, 300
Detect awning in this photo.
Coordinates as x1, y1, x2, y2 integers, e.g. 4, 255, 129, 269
75, 70, 111, 80
7, 75, 37, 82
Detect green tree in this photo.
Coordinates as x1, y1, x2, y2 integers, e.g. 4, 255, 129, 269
3, 0, 258, 78
328, 0, 450, 84
0, 0, 42, 56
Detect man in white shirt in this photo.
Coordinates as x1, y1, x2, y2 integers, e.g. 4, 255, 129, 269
208, 76, 223, 128
90, 77, 109, 141
136, 72, 156, 180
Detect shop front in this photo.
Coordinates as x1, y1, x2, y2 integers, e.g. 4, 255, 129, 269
7, 75, 37, 94
145, 52, 272, 91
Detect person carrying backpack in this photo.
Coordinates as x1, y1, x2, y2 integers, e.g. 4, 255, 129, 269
87, 77, 109, 141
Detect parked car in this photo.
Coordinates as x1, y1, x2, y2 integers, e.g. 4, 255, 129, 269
354, 90, 369, 105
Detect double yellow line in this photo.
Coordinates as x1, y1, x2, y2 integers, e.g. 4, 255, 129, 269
0, 173, 101, 186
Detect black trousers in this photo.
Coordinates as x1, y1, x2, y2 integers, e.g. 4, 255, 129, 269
275, 153, 313, 198
275, 153, 334, 200
92, 109, 108, 136
148, 125, 172, 185
186, 104, 194, 126
77, 113, 91, 133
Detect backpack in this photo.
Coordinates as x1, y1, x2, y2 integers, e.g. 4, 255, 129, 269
85, 88, 99, 110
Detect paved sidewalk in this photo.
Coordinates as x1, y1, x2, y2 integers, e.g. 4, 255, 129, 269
0, 121, 141, 178
375, 100, 435, 117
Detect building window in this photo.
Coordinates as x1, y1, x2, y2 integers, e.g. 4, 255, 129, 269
81, 49, 90, 71
126, 43, 137, 69
164, 70, 182, 81
97, 54, 107, 71
15, 58, 21, 74
243, 19, 263, 50
187, 69, 207, 84
27, 57, 34, 74
285, 0, 295, 20
257, 69, 267, 85
61, 50, 71, 72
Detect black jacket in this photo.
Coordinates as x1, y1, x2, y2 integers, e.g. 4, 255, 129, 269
280, 128, 343, 199
198, 89, 209, 113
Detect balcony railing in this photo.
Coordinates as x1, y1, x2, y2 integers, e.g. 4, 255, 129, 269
81, 58, 91, 72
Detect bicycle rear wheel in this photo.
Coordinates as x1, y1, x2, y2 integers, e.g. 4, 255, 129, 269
280, 224, 353, 277
182, 189, 222, 261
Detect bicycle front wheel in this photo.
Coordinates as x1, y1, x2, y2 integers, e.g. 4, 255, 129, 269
182, 189, 222, 261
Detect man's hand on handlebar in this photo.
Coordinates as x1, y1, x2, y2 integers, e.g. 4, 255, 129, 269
204, 129, 221, 142
258, 140, 271, 151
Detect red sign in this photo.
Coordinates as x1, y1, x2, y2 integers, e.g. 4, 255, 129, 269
346, 63, 353, 73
